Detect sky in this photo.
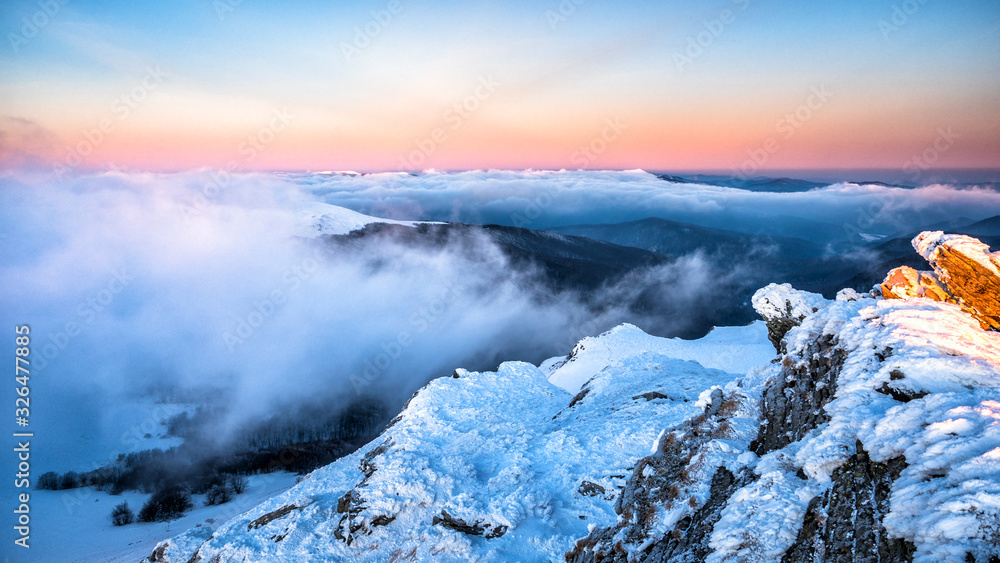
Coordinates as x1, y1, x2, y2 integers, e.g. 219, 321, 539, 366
0, 0, 998, 173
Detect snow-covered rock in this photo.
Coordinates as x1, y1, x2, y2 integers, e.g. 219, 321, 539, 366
156, 231, 1000, 563
882, 230, 1000, 330
751, 283, 827, 353
572, 234, 1000, 563
150, 325, 767, 562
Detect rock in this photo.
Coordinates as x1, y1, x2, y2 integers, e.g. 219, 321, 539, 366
432, 510, 507, 538
752, 333, 845, 455
782, 441, 914, 563
880, 231, 1000, 330
879, 265, 952, 302
752, 283, 826, 353
148, 543, 168, 562
577, 481, 607, 498
248, 504, 301, 531
565, 388, 752, 562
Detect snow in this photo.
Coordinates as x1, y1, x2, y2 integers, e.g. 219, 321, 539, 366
154, 323, 773, 562
293, 201, 441, 237
711, 289, 1000, 563
9, 472, 299, 563
545, 321, 775, 393
751, 282, 827, 326
153, 276, 999, 562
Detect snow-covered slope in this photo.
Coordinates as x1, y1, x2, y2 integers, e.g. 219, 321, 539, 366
149, 325, 772, 562
16, 472, 299, 563
545, 322, 774, 393
294, 201, 440, 237
570, 283, 1000, 562
154, 232, 1000, 563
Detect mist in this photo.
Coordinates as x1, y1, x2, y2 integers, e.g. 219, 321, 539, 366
0, 170, 735, 473
293, 169, 1000, 240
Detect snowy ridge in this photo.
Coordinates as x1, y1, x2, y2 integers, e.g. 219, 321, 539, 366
709, 292, 1000, 563
546, 322, 774, 394
151, 325, 770, 562
155, 235, 1000, 563
294, 201, 441, 237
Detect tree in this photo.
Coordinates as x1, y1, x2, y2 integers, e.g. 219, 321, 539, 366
37, 472, 59, 490
204, 484, 233, 506
58, 471, 80, 490
138, 485, 193, 522
228, 474, 249, 495
111, 501, 134, 526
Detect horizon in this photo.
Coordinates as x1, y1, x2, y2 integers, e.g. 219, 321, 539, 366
2, 1, 998, 173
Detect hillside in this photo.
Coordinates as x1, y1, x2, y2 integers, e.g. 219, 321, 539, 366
149, 231, 1000, 563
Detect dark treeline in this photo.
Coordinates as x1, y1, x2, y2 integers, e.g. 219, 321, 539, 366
38, 397, 388, 498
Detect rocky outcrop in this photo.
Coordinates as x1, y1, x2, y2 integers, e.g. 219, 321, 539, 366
781, 441, 914, 563
568, 232, 1000, 563
751, 333, 844, 455
881, 231, 1000, 330
566, 387, 756, 562
752, 283, 826, 353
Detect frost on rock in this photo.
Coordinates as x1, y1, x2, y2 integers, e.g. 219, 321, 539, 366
752, 283, 829, 353
567, 235, 1000, 563
566, 368, 770, 563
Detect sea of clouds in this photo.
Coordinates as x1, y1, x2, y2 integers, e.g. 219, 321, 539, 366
1, 168, 998, 473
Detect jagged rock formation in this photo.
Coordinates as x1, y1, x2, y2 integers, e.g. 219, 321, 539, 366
782, 441, 914, 563
567, 234, 1000, 563
751, 283, 826, 353
751, 332, 843, 455
881, 231, 1000, 330
566, 386, 759, 563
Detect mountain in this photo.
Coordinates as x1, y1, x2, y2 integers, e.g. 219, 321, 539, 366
149, 232, 1000, 562
656, 174, 831, 193
319, 220, 764, 339
961, 214, 1000, 237
549, 217, 824, 259
656, 173, 911, 193
326, 221, 674, 292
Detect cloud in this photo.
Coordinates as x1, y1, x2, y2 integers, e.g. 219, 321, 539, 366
3, 168, 996, 472
294, 170, 1000, 241
0, 116, 62, 170
0, 170, 737, 471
